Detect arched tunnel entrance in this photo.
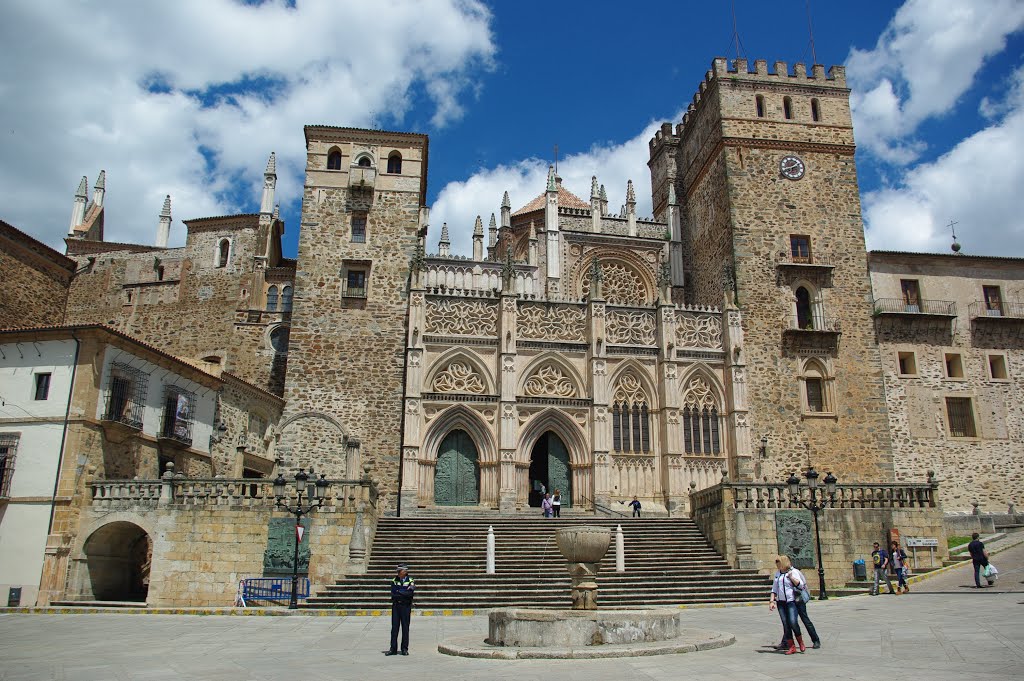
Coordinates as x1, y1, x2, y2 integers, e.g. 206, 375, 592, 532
82, 521, 151, 602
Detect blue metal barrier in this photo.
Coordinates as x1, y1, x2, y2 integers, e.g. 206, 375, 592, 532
236, 577, 310, 607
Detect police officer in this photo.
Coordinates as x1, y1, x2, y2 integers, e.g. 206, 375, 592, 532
385, 564, 415, 656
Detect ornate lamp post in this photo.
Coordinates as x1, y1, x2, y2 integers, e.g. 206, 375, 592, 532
786, 467, 837, 600
273, 468, 329, 609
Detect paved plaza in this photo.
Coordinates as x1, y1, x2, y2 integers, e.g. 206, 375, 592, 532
1, 542, 1022, 681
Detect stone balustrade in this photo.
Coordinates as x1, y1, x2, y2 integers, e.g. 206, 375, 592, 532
692, 481, 937, 513
88, 477, 377, 511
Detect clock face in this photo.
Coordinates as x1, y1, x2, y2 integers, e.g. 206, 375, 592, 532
780, 155, 805, 180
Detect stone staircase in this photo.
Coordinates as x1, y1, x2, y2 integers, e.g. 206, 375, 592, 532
302, 516, 772, 610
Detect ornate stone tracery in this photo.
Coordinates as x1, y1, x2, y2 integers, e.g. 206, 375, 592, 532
580, 261, 649, 305
432, 362, 485, 394
425, 298, 497, 336
606, 309, 656, 345
517, 303, 586, 342
524, 365, 577, 398
682, 376, 718, 409
676, 313, 723, 349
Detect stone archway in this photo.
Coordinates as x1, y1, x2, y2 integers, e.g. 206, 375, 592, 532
528, 432, 572, 508
82, 521, 151, 602
434, 429, 480, 506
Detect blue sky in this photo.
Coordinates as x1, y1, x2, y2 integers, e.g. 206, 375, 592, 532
2, 0, 1023, 258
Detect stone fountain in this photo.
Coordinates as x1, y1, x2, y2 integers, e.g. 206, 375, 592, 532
438, 525, 735, 659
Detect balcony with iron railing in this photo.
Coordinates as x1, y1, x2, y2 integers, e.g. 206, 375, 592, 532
968, 300, 1024, 321
872, 298, 957, 318
782, 315, 841, 351
775, 252, 835, 287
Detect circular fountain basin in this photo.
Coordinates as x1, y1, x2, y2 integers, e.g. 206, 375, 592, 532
554, 526, 611, 562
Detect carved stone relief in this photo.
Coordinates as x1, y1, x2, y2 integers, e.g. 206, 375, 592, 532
676, 313, 723, 349
606, 310, 656, 345
425, 299, 497, 336
580, 261, 649, 306
517, 303, 586, 342
682, 376, 717, 409
524, 365, 577, 398
432, 362, 485, 394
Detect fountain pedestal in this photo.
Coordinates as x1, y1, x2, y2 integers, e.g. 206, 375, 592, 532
555, 526, 610, 610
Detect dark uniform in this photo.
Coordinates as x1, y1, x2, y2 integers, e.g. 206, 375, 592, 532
386, 565, 415, 655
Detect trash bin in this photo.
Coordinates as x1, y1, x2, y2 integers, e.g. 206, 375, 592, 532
853, 559, 867, 581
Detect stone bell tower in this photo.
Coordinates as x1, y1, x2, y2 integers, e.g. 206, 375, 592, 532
280, 127, 429, 507
649, 58, 894, 484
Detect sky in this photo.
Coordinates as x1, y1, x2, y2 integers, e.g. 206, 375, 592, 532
2, 0, 1023, 259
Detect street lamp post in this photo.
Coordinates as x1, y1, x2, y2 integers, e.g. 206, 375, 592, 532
273, 468, 330, 609
786, 467, 837, 600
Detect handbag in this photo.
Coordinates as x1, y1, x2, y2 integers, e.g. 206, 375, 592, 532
800, 587, 811, 603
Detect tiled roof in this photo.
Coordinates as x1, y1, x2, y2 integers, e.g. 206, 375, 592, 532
512, 185, 591, 216
868, 250, 1024, 263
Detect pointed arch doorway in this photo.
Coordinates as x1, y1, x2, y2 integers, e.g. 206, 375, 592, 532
434, 430, 480, 506
528, 432, 572, 508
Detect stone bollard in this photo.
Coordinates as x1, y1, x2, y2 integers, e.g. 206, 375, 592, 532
350, 503, 366, 561
486, 526, 495, 574
615, 525, 625, 573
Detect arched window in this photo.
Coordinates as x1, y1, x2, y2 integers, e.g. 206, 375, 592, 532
783, 96, 793, 120
281, 285, 293, 312
811, 98, 821, 122
217, 239, 230, 268
682, 376, 721, 455
327, 148, 342, 170
266, 285, 279, 311
795, 286, 813, 329
387, 152, 402, 174
357, 156, 372, 168
269, 326, 290, 354
612, 374, 651, 453
755, 95, 765, 118
801, 359, 833, 414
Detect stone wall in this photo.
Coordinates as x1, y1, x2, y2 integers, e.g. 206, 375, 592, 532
0, 220, 73, 327
692, 482, 948, 593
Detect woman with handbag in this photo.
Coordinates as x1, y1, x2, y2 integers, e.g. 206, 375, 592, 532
769, 555, 805, 654
788, 562, 822, 649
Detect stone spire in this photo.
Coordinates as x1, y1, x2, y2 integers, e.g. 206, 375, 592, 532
272, 203, 280, 221
93, 170, 106, 207
156, 195, 172, 248
438, 222, 451, 257
68, 175, 88, 234
260, 152, 277, 216
626, 179, 637, 236
546, 165, 557, 193
599, 184, 608, 216
545, 166, 560, 283
590, 176, 602, 233
472, 215, 484, 260
500, 191, 512, 229
668, 183, 677, 206
487, 213, 498, 260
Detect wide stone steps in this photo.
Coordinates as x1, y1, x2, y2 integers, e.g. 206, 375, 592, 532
302, 515, 771, 610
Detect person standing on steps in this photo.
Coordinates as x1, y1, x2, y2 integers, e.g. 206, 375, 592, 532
891, 541, 909, 593
626, 495, 642, 518
385, 564, 415, 656
871, 542, 896, 596
551, 489, 562, 518
968, 532, 990, 588
541, 492, 553, 518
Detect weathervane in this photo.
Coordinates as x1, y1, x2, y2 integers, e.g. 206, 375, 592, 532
947, 219, 961, 254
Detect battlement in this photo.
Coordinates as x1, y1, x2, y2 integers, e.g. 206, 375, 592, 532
649, 57, 848, 152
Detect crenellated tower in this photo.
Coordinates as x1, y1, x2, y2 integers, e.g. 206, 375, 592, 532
649, 57, 894, 484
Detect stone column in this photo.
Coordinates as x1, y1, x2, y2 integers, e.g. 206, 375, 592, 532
400, 288, 426, 514
589, 286, 611, 509
723, 307, 753, 480
498, 292, 519, 513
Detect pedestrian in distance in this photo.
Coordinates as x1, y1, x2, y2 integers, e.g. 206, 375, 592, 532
541, 492, 553, 518
891, 541, 909, 593
769, 555, 812, 654
551, 489, 562, 518
626, 495, 642, 518
385, 564, 415, 656
967, 532, 990, 588
870, 541, 896, 595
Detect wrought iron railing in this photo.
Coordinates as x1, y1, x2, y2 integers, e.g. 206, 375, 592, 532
968, 300, 1024, 319
872, 298, 956, 316
776, 251, 834, 267
102, 363, 148, 429
159, 386, 194, 446
784, 316, 841, 332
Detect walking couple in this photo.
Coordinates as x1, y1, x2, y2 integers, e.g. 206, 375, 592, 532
769, 554, 821, 654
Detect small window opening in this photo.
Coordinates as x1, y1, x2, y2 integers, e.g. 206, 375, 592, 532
217, 239, 230, 268
945, 397, 977, 438
34, 373, 52, 401
805, 378, 825, 412
944, 353, 964, 379
898, 351, 917, 376
755, 95, 765, 118
357, 156, 372, 168
790, 235, 811, 263
266, 285, 279, 311
157, 266, 165, 281
387, 152, 402, 174
270, 326, 290, 354
351, 214, 367, 243
327, 149, 342, 170
346, 269, 367, 298
983, 285, 1003, 315
989, 355, 1008, 380
783, 97, 793, 120
901, 279, 921, 311
796, 286, 813, 329
281, 285, 293, 312
811, 98, 821, 121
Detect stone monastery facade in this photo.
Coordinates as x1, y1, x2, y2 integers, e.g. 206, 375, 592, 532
3, 57, 1023, 527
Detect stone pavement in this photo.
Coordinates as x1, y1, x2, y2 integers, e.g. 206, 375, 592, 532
1, 545, 1021, 681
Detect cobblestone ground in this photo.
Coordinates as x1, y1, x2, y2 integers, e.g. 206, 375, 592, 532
1, 543, 1021, 681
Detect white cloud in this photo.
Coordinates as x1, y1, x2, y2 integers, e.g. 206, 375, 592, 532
847, 0, 1024, 163
431, 118, 673, 256
863, 65, 1024, 254
0, 0, 495, 249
